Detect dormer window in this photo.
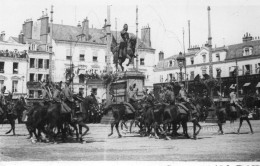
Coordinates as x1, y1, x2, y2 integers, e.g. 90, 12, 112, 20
190, 57, 194, 65
202, 54, 206, 63
243, 47, 253, 56
169, 60, 172, 67
216, 54, 220, 61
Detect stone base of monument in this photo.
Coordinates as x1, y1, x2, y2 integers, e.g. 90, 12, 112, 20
100, 69, 145, 125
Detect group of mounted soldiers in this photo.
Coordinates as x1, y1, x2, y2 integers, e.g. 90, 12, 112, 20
0, 78, 105, 142
127, 82, 212, 122
106, 80, 256, 139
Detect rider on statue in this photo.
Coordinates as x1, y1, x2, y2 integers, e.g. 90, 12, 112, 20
119, 24, 130, 59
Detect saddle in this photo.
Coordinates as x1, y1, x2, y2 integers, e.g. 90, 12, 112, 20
122, 102, 136, 114
60, 101, 72, 114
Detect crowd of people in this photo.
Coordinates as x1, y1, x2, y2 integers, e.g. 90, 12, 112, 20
0, 49, 27, 58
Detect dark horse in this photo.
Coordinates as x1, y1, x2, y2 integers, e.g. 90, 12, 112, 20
107, 102, 143, 138
0, 93, 21, 135
110, 36, 137, 71
45, 96, 92, 143
162, 101, 202, 140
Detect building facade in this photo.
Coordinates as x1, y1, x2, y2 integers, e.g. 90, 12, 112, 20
0, 36, 28, 98
13, 12, 156, 103
153, 33, 260, 100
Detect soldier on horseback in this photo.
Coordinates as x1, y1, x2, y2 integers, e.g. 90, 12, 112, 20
230, 86, 242, 110
128, 83, 139, 110
41, 82, 51, 104
0, 86, 6, 115
119, 24, 130, 59
164, 85, 175, 105
62, 80, 74, 119
176, 83, 194, 121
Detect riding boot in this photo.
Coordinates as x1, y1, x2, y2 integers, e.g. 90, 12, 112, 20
189, 111, 194, 122
119, 49, 123, 58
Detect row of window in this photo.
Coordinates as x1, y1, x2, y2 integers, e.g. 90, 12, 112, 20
160, 63, 260, 83
0, 62, 19, 74
28, 88, 97, 99
0, 80, 18, 93
65, 54, 146, 66
30, 58, 49, 69
29, 73, 49, 82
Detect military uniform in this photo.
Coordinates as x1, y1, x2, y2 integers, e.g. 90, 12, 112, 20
230, 91, 241, 109
62, 83, 74, 117
177, 84, 194, 120
164, 88, 175, 105
0, 87, 6, 115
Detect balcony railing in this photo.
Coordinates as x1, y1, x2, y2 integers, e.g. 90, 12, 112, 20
0, 50, 27, 58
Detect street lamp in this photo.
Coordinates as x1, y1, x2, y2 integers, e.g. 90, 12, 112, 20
176, 52, 185, 82
21, 76, 25, 96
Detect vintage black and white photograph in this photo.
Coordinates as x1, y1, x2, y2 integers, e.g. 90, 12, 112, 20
0, 0, 260, 163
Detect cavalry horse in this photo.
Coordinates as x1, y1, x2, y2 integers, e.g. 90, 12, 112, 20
110, 36, 137, 71
107, 101, 143, 138
0, 92, 17, 135
45, 97, 90, 143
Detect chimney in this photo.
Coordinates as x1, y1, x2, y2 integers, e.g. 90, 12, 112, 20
159, 51, 164, 61
0, 31, 5, 41
82, 17, 89, 41
77, 21, 81, 27
242, 32, 253, 43
18, 31, 25, 44
23, 19, 33, 39
141, 25, 151, 47
38, 13, 49, 44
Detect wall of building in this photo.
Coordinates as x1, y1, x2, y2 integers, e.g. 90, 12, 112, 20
0, 41, 28, 97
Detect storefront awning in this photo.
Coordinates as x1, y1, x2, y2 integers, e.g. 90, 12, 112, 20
243, 83, 251, 87
230, 84, 236, 89
256, 82, 260, 88
229, 66, 236, 72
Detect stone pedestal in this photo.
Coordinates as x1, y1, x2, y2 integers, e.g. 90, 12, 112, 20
100, 69, 145, 124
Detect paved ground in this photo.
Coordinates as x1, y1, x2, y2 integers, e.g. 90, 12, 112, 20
0, 120, 259, 161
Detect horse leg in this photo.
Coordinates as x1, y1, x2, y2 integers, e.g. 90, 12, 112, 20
153, 122, 159, 139
129, 120, 135, 133
237, 118, 243, 134
218, 122, 224, 135
115, 121, 122, 138
182, 121, 190, 139
245, 118, 254, 134
108, 121, 115, 137
78, 125, 83, 142
78, 121, 89, 136
194, 120, 202, 136
193, 123, 197, 140
69, 122, 79, 141
5, 118, 14, 135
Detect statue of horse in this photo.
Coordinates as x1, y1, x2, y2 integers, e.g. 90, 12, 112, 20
110, 36, 137, 71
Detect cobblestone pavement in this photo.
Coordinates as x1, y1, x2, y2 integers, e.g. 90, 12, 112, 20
0, 120, 259, 161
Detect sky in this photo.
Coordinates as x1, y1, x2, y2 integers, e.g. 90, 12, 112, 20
1, 0, 260, 61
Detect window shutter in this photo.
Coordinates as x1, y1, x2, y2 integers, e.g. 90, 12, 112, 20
35, 59, 38, 68
255, 64, 258, 74
44, 59, 47, 69
242, 65, 244, 75
250, 64, 252, 74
